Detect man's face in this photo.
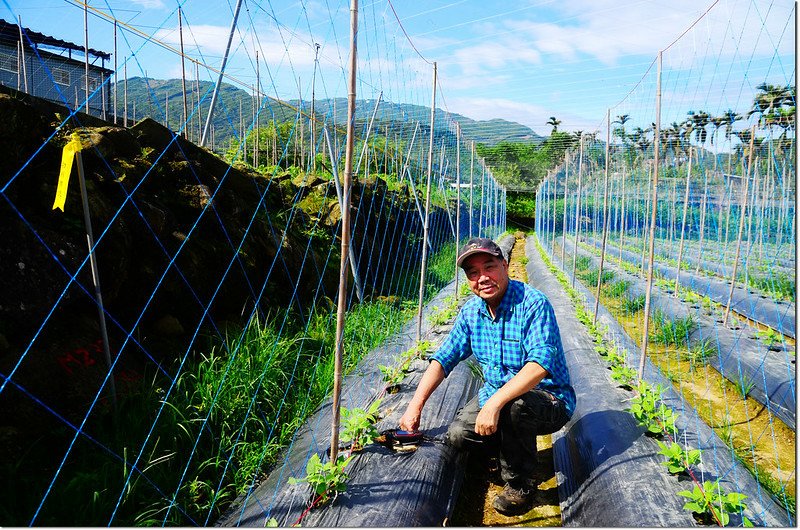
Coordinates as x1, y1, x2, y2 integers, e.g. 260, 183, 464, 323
462, 253, 509, 308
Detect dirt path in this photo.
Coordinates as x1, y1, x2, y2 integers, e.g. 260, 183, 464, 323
450, 231, 562, 527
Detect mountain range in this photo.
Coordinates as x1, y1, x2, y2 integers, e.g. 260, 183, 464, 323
114, 77, 544, 151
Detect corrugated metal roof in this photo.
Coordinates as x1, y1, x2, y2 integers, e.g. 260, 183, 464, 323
0, 18, 111, 61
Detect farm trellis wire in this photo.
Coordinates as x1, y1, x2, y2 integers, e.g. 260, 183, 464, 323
536, 0, 795, 523
0, 0, 505, 525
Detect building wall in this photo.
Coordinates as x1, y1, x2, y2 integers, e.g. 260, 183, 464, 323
0, 41, 110, 116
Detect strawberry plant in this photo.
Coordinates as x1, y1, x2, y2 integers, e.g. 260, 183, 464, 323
656, 440, 701, 474
678, 480, 751, 526
289, 453, 353, 506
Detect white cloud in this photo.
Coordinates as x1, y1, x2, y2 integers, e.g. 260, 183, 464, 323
447, 96, 595, 135
130, 0, 165, 9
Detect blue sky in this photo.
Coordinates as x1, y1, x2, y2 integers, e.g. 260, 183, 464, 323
6, 0, 795, 136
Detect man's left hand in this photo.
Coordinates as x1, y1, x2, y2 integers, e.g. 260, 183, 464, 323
474, 401, 501, 436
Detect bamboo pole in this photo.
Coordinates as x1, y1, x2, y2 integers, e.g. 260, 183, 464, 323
416, 61, 437, 344
593, 110, 612, 325
619, 165, 626, 270
571, 136, 584, 288
638, 50, 662, 380
469, 142, 474, 238
724, 127, 756, 326
695, 177, 708, 274
330, 0, 359, 464
18, 16, 28, 92
455, 122, 462, 298
561, 152, 569, 264
675, 147, 693, 294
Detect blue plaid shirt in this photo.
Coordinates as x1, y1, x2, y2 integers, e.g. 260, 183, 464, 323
432, 280, 575, 416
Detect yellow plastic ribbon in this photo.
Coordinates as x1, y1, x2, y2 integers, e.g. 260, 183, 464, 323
52, 133, 83, 212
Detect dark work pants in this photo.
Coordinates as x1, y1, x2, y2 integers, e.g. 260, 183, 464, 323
446, 389, 570, 487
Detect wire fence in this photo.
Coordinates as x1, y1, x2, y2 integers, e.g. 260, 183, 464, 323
0, 1, 505, 525
536, 0, 795, 523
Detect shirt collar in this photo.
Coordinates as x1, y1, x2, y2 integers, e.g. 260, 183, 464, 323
478, 280, 520, 320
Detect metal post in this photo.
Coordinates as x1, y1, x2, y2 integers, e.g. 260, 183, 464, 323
310, 43, 320, 170
355, 92, 383, 176
84, 3, 90, 114
113, 21, 117, 124
123, 62, 128, 127
330, 0, 358, 465
324, 126, 364, 302
75, 148, 117, 411
200, 0, 244, 147
179, 7, 188, 139
416, 61, 437, 343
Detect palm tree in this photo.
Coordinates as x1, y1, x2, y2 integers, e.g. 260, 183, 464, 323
750, 83, 793, 126
612, 114, 631, 142
547, 116, 562, 134
687, 110, 711, 145
718, 109, 741, 143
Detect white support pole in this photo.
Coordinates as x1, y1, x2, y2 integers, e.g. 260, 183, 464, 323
416, 61, 437, 344
200, 0, 244, 147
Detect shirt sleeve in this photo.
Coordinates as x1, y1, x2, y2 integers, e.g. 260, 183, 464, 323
430, 306, 473, 376
521, 294, 560, 375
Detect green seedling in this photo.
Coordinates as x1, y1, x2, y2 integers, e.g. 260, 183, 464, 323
339, 399, 382, 451
584, 269, 615, 286
656, 441, 701, 474
678, 480, 751, 527
651, 310, 696, 347
605, 348, 627, 367
755, 328, 784, 348
289, 453, 353, 506
734, 372, 756, 399
627, 381, 678, 436
378, 364, 404, 389
606, 280, 631, 299
684, 339, 716, 368
622, 294, 646, 315
610, 364, 637, 389
575, 255, 592, 271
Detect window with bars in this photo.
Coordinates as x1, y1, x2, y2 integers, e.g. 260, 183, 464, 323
0, 51, 17, 73
53, 68, 70, 85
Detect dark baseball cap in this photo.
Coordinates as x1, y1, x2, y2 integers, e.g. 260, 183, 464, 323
456, 237, 504, 268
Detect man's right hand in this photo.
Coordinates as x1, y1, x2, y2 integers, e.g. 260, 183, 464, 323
398, 403, 421, 432
397, 361, 446, 432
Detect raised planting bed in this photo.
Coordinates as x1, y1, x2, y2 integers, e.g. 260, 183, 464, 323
546, 237, 795, 523
582, 235, 796, 339
566, 235, 795, 431
216, 234, 517, 527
